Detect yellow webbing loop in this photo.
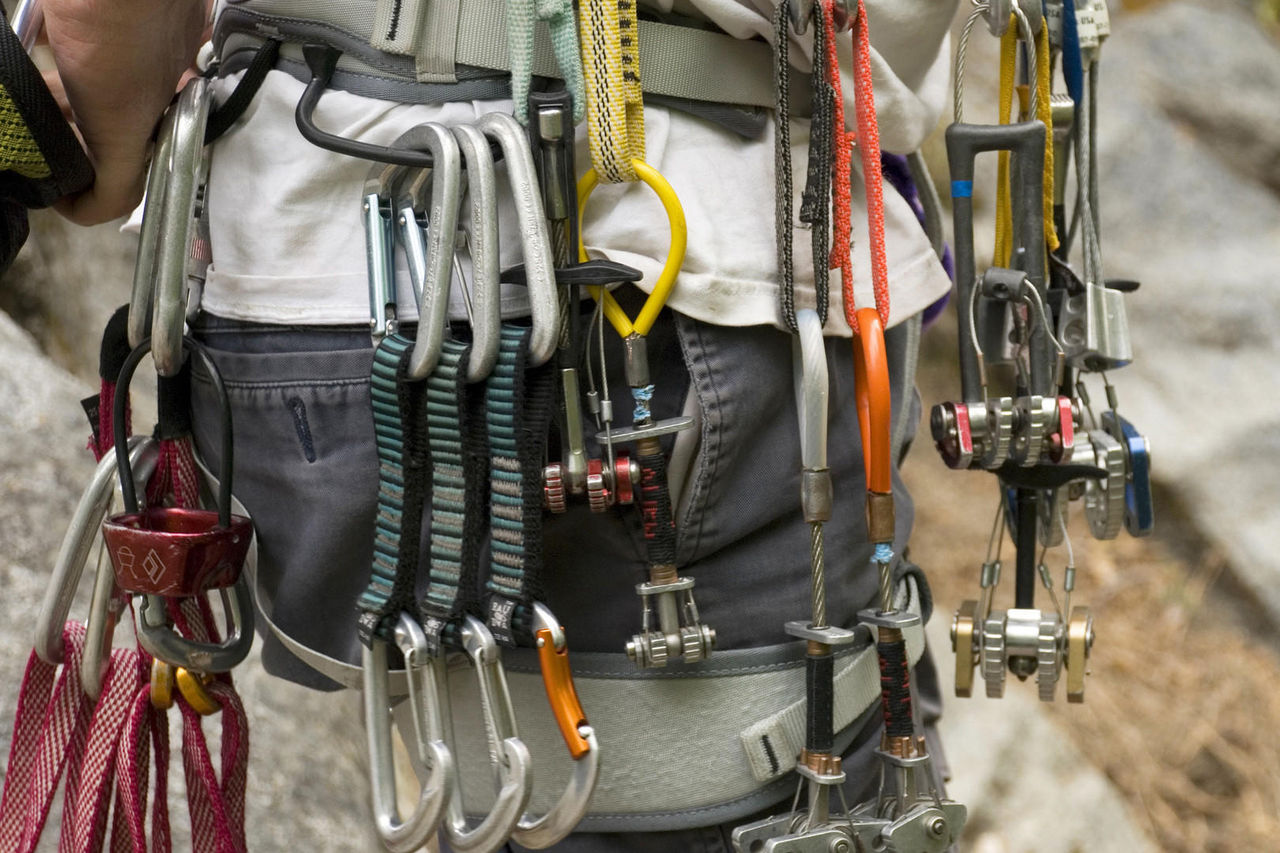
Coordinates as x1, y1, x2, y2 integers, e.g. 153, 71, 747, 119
580, 0, 646, 183
993, 17, 1058, 266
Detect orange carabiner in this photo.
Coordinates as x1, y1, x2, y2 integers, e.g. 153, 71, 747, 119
852, 307, 894, 542
535, 625, 592, 760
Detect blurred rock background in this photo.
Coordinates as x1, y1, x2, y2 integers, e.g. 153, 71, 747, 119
1, 0, 1278, 850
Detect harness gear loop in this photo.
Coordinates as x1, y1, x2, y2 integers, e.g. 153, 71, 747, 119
579, 0, 646, 182
576, 160, 686, 340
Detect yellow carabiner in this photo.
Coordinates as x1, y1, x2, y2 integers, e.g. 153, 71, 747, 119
577, 159, 687, 339
175, 667, 222, 716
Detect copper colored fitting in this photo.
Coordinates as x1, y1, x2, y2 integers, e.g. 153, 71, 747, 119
866, 491, 896, 544
881, 734, 919, 759
877, 627, 904, 644
799, 749, 843, 776
649, 562, 678, 585
636, 436, 662, 458
807, 640, 831, 657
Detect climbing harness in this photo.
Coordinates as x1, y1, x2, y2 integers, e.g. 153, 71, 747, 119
937, 0, 1150, 705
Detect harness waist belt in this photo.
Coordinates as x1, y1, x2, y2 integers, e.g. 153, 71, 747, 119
214, 0, 811, 111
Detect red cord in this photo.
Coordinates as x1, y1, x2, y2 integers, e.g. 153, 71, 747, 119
822, 0, 890, 333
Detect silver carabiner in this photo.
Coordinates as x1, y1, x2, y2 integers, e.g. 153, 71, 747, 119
364, 613, 454, 853
400, 123, 463, 381
441, 615, 532, 853
135, 580, 254, 672
510, 602, 601, 849
129, 76, 211, 375
34, 437, 158, 666
364, 158, 401, 341
475, 112, 559, 368
452, 123, 501, 382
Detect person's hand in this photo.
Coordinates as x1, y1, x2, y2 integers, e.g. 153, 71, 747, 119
41, 0, 208, 224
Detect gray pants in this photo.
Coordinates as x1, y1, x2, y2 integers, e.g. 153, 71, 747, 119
190, 298, 945, 847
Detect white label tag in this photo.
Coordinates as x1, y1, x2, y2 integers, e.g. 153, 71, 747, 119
1045, 2, 1064, 49
1076, 6, 1099, 50
1093, 0, 1111, 39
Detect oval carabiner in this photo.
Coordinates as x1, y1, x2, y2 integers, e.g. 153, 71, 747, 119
364, 613, 454, 853
135, 76, 211, 376
475, 111, 559, 367
441, 615, 533, 853
399, 123, 463, 381
576, 158, 687, 340
452, 123, 501, 382
104, 336, 255, 673
34, 436, 158, 666
511, 602, 601, 850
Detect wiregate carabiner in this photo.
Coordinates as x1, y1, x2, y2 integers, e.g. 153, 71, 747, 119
363, 612, 454, 853
441, 615, 533, 853
510, 602, 601, 849
476, 111, 560, 368
35, 436, 158, 667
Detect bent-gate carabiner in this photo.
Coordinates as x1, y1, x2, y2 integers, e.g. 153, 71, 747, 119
511, 602, 601, 849
364, 612, 454, 853
441, 615, 533, 853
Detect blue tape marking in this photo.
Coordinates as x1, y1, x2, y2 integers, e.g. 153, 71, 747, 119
1062, 0, 1085, 105
951, 180, 973, 199
874, 543, 894, 564
632, 384, 654, 423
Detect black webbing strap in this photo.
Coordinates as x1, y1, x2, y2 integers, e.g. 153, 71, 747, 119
774, 0, 833, 332
638, 446, 677, 566
484, 324, 558, 646
357, 333, 429, 645
418, 338, 485, 655
205, 37, 281, 144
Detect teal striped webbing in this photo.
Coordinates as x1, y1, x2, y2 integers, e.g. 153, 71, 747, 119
484, 324, 557, 645
420, 339, 477, 644
356, 333, 423, 644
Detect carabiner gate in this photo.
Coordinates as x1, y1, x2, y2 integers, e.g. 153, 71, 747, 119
363, 612, 454, 853
441, 615, 532, 853
511, 602, 601, 850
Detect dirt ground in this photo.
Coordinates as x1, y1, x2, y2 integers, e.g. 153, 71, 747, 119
906, 320, 1280, 852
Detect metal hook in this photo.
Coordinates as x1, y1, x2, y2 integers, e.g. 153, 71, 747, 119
452, 124, 502, 382
476, 112, 559, 368
440, 615, 533, 853
364, 613, 454, 853
510, 602, 601, 849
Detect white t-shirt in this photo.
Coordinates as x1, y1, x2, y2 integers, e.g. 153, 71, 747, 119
201, 0, 956, 334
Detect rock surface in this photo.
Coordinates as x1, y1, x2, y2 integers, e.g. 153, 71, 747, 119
1097, 1, 1280, 631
